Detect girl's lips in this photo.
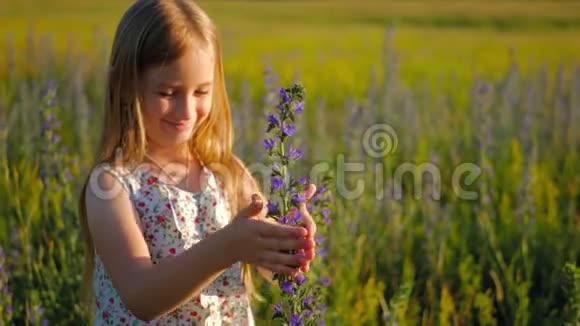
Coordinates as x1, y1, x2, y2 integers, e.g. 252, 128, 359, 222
163, 119, 194, 131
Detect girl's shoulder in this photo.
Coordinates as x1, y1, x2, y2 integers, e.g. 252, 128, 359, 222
87, 162, 144, 201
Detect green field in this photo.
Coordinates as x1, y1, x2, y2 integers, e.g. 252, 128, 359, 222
2, 1, 580, 99
0, 1, 579, 325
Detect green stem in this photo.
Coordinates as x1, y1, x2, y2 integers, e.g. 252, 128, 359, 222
278, 135, 292, 285
279, 135, 289, 217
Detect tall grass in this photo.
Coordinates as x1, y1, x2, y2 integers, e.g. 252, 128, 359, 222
0, 23, 578, 326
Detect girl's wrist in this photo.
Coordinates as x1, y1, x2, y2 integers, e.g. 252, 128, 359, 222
215, 223, 240, 265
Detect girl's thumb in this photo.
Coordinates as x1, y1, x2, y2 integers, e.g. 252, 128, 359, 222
240, 194, 263, 219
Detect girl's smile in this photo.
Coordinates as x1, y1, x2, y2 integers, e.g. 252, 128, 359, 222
162, 119, 196, 132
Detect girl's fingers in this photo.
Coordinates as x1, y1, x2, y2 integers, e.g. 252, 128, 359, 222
304, 183, 317, 200
304, 247, 315, 260
258, 237, 314, 251
299, 248, 314, 273
298, 184, 318, 238
261, 250, 307, 267
295, 206, 316, 239
258, 221, 308, 238
237, 193, 265, 220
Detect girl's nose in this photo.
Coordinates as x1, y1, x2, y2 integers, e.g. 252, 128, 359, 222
174, 94, 196, 120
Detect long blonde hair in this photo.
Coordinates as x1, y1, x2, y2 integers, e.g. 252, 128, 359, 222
78, 0, 261, 309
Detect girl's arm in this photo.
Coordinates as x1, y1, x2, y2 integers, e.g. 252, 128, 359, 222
85, 170, 238, 322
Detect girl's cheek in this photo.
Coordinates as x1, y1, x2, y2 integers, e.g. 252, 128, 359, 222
197, 102, 212, 121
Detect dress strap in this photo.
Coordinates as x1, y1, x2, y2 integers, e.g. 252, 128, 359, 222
92, 163, 137, 200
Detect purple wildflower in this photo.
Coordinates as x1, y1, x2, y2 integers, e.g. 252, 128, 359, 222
279, 88, 291, 104
290, 313, 302, 326
274, 302, 283, 313
40, 80, 58, 97
291, 211, 303, 224
271, 163, 282, 174
315, 235, 324, 245
267, 114, 279, 125
279, 215, 289, 224
307, 203, 314, 212
297, 176, 308, 185
302, 296, 313, 305
288, 145, 303, 160
281, 281, 293, 294
271, 177, 283, 190
40, 122, 50, 136
321, 208, 330, 218
281, 123, 296, 137
292, 193, 306, 204
264, 138, 275, 150
295, 274, 307, 286
294, 101, 304, 114
29, 305, 45, 324
384, 311, 392, 321
267, 201, 279, 213
324, 217, 332, 226
46, 113, 55, 122
64, 169, 73, 181
318, 277, 331, 287
318, 185, 327, 194
317, 248, 327, 258
303, 310, 312, 318
0, 246, 12, 318
51, 134, 60, 144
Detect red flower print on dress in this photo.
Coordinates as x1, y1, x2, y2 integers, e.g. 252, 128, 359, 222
147, 177, 157, 185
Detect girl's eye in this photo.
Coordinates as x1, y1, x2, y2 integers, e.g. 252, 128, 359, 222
195, 90, 209, 96
158, 91, 174, 97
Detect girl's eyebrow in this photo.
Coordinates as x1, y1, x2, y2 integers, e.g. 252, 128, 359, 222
157, 80, 214, 88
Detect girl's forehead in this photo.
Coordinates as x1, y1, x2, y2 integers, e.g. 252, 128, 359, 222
144, 46, 215, 86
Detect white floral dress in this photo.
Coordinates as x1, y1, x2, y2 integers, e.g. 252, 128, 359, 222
92, 162, 255, 326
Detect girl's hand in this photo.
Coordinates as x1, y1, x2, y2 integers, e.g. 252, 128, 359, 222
225, 194, 314, 277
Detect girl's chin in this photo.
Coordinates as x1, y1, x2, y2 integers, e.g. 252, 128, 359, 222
154, 133, 194, 147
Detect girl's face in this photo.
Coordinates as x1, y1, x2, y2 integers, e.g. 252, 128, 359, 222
140, 45, 215, 152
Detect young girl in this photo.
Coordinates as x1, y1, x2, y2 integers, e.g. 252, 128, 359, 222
77, 0, 318, 324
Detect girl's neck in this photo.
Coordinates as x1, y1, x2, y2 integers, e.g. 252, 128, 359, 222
143, 144, 203, 190
145, 144, 191, 165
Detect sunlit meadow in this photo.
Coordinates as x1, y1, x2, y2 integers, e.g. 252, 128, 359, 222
0, 0, 579, 325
